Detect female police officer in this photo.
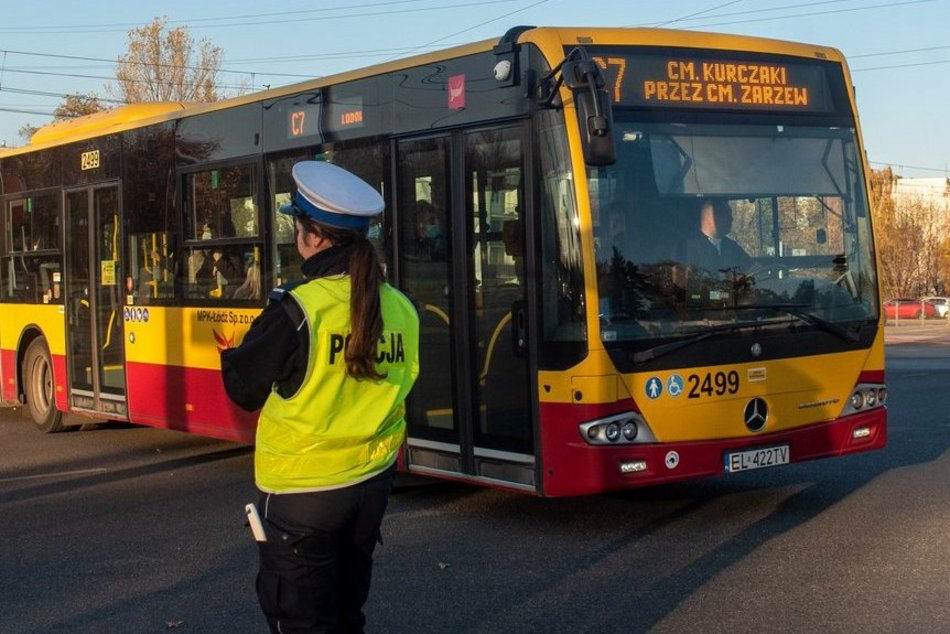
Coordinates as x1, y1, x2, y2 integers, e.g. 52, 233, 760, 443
221, 161, 419, 633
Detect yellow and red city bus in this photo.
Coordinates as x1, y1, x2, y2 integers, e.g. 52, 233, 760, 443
0, 27, 885, 496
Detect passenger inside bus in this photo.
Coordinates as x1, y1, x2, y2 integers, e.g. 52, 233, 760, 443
191, 214, 245, 298
231, 261, 262, 300
414, 200, 446, 261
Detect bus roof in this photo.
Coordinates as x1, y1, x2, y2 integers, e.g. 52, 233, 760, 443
28, 102, 189, 146
1, 26, 846, 156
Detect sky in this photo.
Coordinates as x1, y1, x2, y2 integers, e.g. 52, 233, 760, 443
0, 0, 948, 178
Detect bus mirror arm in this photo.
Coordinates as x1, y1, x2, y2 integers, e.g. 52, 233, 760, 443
537, 47, 589, 103
537, 70, 565, 108
538, 47, 616, 166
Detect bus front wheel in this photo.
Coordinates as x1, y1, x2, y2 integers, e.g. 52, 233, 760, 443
22, 338, 65, 433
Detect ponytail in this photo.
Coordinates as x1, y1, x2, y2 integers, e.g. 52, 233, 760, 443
299, 219, 386, 381
345, 233, 386, 381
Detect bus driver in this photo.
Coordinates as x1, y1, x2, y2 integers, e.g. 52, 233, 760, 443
671, 198, 752, 294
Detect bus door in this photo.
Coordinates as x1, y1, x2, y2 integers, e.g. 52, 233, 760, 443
64, 185, 128, 418
397, 125, 535, 490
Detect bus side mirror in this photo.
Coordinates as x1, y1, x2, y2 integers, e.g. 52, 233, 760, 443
562, 59, 616, 167
573, 86, 616, 167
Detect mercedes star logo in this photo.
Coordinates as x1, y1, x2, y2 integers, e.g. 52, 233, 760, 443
744, 398, 769, 432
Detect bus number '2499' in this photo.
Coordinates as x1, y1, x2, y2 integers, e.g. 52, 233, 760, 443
688, 371, 740, 398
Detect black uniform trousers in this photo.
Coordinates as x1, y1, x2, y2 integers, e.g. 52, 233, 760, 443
256, 466, 395, 634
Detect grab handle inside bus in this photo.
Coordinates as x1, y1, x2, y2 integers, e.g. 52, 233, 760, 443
512, 300, 527, 357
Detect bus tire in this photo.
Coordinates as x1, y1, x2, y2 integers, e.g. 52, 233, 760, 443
22, 337, 65, 433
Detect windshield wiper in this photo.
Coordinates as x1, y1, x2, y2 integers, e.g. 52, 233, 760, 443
736, 303, 860, 342
631, 319, 791, 365
630, 305, 861, 365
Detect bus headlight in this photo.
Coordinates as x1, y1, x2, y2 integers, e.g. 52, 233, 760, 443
840, 383, 887, 417
622, 420, 638, 441
850, 392, 865, 410
578, 413, 657, 445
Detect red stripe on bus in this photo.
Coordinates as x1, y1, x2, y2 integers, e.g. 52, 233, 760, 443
539, 401, 885, 497
1, 349, 16, 402
858, 369, 884, 383
53, 354, 68, 411
126, 361, 257, 443
0, 349, 68, 409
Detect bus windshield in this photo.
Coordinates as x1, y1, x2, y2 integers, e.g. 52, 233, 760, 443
591, 116, 878, 343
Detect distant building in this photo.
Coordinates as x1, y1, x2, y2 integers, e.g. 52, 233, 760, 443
893, 177, 950, 211
890, 177, 950, 296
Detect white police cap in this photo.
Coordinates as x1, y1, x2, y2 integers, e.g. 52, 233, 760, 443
279, 160, 384, 230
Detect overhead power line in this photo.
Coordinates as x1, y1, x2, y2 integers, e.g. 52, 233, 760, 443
850, 44, 950, 59
0, 48, 308, 80
1, 0, 945, 79
869, 161, 950, 175
0, 0, 448, 31
653, 0, 745, 27
0, 67, 253, 92
381, 0, 549, 62
0, 86, 125, 104
640, 0, 873, 26
0, 106, 57, 117
0, 0, 517, 35
852, 60, 950, 72
663, 0, 936, 30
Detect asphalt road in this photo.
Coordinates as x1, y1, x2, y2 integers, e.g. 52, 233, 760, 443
1, 331, 948, 633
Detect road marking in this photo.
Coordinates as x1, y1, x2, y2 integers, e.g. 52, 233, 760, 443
0, 467, 107, 483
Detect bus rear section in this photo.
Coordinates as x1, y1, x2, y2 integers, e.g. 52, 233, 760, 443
532, 31, 885, 496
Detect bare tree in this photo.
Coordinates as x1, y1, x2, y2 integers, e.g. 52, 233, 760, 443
869, 166, 895, 214
899, 194, 948, 296
11, 18, 235, 147
109, 15, 225, 103
869, 168, 905, 297
871, 167, 950, 297
18, 123, 39, 144
16, 93, 106, 144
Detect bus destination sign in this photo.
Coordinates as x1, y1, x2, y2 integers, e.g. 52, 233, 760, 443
592, 52, 835, 112
328, 95, 364, 132
287, 103, 321, 139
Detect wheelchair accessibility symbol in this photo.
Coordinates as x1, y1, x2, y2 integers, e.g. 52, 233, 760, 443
667, 374, 684, 398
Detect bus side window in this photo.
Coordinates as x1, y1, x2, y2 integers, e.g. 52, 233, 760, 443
180, 164, 263, 303
129, 232, 175, 303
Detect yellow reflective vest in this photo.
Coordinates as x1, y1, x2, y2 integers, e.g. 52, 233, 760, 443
255, 276, 419, 493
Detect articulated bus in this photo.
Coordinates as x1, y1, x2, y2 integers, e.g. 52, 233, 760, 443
0, 27, 885, 496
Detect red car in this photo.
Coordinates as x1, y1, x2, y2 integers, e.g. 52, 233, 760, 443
884, 298, 937, 319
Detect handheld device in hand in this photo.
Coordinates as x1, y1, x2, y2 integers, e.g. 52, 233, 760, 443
245, 503, 267, 542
